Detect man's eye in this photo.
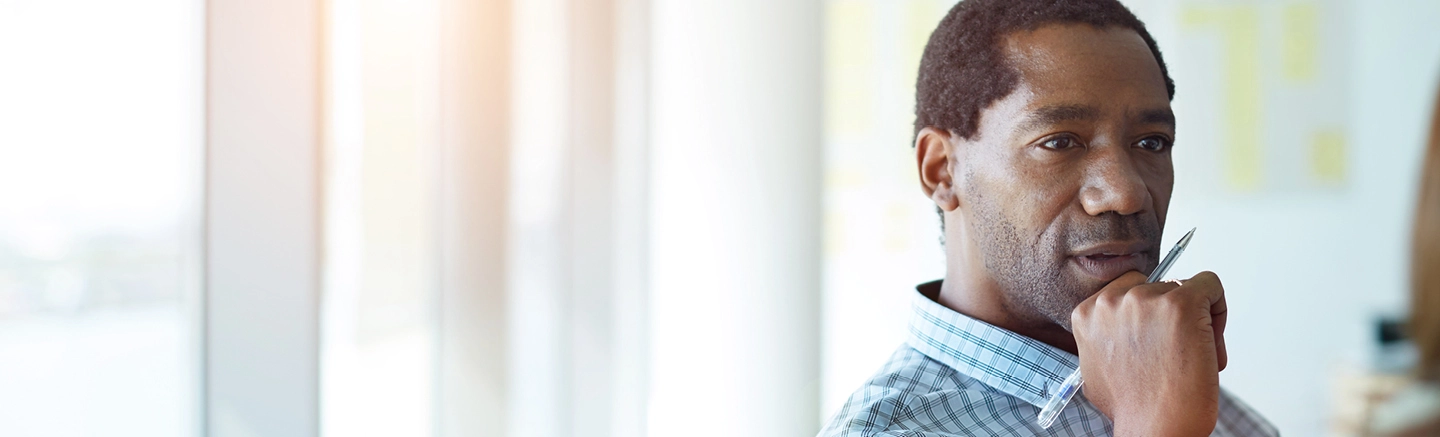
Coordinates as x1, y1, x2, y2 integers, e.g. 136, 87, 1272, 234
1136, 136, 1171, 152
1040, 136, 1080, 150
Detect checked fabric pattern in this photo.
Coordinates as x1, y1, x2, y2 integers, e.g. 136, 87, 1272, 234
818, 282, 1279, 437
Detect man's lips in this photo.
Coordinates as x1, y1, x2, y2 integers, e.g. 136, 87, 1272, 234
1069, 241, 1152, 281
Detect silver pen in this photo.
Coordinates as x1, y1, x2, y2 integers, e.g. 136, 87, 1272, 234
1035, 227, 1196, 429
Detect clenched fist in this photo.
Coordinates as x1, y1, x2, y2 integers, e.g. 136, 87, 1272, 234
1071, 270, 1229, 437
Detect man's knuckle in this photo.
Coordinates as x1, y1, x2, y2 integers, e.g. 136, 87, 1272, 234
1121, 289, 1148, 305
1097, 290, 1124, 308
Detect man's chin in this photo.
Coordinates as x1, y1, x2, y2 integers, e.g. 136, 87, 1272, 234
1050, 274, 1109, 325
1018, 279, 1098, 333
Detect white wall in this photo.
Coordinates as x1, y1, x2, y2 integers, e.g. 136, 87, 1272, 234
1157, 1, 1440, 435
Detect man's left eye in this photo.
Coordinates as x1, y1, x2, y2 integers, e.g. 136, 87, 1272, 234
1135, 136, 1171, 152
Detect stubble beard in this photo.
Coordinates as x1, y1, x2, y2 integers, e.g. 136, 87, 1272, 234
967, 189, 1161, 331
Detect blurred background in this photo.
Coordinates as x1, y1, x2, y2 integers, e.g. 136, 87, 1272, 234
1, 0, 1437, 436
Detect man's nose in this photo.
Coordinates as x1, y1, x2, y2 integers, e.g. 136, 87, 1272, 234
1078, 149, 1149, 216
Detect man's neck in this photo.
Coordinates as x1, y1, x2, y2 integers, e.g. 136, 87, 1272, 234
932, 274, 1079, 356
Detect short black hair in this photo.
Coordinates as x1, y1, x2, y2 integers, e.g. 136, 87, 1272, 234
915, 0, 1174, 140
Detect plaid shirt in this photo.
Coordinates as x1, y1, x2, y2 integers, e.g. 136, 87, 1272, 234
819, 282, 1278, 437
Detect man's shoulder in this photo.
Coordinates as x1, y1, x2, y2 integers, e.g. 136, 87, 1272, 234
817, 345, 1010, 437
1216, 388, 1280, 437
862, 345, 972, 390
851, 344, 993, 398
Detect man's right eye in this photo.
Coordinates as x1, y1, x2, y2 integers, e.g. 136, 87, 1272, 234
1039, 136, 1081, 150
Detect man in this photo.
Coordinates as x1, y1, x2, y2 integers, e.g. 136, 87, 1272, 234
819, 0, 1278, 436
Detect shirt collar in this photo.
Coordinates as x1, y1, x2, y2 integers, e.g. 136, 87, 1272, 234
904, 280, 1079, 408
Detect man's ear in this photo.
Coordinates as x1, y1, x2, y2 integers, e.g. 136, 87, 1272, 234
916, 127, 961, 212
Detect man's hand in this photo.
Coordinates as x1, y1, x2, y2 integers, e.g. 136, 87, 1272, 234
1070, 271, 1228, 437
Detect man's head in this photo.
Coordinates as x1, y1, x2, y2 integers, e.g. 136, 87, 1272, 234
915, 0, 1176, 329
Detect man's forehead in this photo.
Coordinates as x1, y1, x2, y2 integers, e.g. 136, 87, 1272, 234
1000, 23, 1157, 69
991, 24, 1173, 126
1015, 103, 1176, 131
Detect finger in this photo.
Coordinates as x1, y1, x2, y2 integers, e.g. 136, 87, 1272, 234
1109, 270, 1150, 290
1175, 271, 1226, 333
1128, 281, 1181, 298
1180, 271, 1227, 320
1078, 270, 1150, 309
1073, 271, 1151, 331
1184, 271, 1228, 370
1216, 320, 1228, 371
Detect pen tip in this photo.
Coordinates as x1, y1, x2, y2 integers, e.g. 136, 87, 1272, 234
1178, 227, 1196, 246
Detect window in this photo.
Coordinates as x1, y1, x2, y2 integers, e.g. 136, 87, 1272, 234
0, 0, 202, 436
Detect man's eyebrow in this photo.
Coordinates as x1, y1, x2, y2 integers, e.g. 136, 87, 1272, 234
1019, 104, 1099, 131
1136, 108, 1176, 129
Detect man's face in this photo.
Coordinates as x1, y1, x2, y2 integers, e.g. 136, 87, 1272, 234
952, 24, 1175, 328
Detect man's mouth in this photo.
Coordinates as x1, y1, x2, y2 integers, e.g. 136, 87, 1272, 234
1069, 242, 1152, 281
